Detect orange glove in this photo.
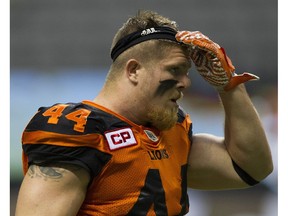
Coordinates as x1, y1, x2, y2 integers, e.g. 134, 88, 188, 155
175, 31, 259, 91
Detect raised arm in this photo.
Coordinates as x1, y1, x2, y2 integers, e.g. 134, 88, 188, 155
176, 31, 273, 189
187, 85, 273, 189
15, 163, 90, 216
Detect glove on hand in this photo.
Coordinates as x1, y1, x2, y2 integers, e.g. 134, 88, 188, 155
175, 31, 259, 91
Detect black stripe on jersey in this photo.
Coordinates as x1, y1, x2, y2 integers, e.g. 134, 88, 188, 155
178, 106, 193, 147
177, 107, 187, 123
188, 123, 193, 145
23, 144, 112, 178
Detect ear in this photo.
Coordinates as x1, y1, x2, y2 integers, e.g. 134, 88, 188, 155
125, 59, 141, 84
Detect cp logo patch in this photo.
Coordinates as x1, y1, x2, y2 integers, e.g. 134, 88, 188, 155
105, 128, 137, 150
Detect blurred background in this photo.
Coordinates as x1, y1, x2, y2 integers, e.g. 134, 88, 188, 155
10, 0, 277, 215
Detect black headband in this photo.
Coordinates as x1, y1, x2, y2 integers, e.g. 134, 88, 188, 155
110, 26, 178, 61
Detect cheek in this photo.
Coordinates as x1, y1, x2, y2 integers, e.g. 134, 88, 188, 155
137, 81, 157, 103
140, 77, 159, 96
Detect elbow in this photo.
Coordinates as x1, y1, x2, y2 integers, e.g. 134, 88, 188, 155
265, 158, 274, 178
258, 156, 274, 181
251, 139, 275, 181
264, 146, 275, 178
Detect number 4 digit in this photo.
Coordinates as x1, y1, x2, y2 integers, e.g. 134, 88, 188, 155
128, 165, 189, 215
42, 104, 68, 124
127, 169, 168, 215
65, 109, 91, 132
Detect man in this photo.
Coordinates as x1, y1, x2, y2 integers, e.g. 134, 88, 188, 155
15, 10, 273, 215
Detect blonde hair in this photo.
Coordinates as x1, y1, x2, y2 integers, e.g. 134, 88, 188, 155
106, 10, 186, 84
110, 10, 178, 52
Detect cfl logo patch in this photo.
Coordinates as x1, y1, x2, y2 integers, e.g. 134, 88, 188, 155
105, 128, 137, 150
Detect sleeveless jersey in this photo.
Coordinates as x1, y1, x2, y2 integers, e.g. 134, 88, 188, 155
22, 100, 193, 215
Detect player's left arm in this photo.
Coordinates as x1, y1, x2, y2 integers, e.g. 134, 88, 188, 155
176, 30, 273, 189
187, 84, 273, 189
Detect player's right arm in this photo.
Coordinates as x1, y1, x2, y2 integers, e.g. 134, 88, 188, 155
15, 163, 90, 216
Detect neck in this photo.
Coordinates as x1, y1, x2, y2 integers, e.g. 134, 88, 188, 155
93, 87, 147, 126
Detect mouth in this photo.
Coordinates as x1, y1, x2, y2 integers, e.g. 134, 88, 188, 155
171, 99, 176, 102
170, 93, 183, 106
170, 98, 178, 104
170, 99, 179, 108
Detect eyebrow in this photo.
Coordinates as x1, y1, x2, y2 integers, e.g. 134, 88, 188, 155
168, 60, 192, 71
181, 60, 192, 70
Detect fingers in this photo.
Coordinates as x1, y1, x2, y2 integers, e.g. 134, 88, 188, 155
176, 31, 220, 52
176, 31, 201, 45
176, 30, 259, 91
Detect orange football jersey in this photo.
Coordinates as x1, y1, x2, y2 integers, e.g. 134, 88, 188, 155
22, 100, 193, 215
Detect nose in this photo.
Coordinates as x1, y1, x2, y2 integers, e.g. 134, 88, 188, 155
176, 75, 191, 89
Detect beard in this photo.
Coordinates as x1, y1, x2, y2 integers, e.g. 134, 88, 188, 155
146, 104, 179, 131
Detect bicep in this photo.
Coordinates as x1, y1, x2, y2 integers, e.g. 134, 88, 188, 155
187, 133, 249, 190
15, 163, 90, 216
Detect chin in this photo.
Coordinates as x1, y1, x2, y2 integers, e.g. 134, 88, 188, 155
147, 106, 178, 131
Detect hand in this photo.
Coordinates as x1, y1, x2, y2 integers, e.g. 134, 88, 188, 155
175, 31, 259, 91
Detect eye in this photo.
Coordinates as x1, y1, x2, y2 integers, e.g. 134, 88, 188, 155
169, 67, 189, 76
169, 67, 180, 75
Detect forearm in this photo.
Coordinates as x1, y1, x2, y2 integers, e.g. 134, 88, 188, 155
218, 84, 273, 181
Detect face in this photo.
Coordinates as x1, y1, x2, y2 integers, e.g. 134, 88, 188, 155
140, 45, 192, 130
